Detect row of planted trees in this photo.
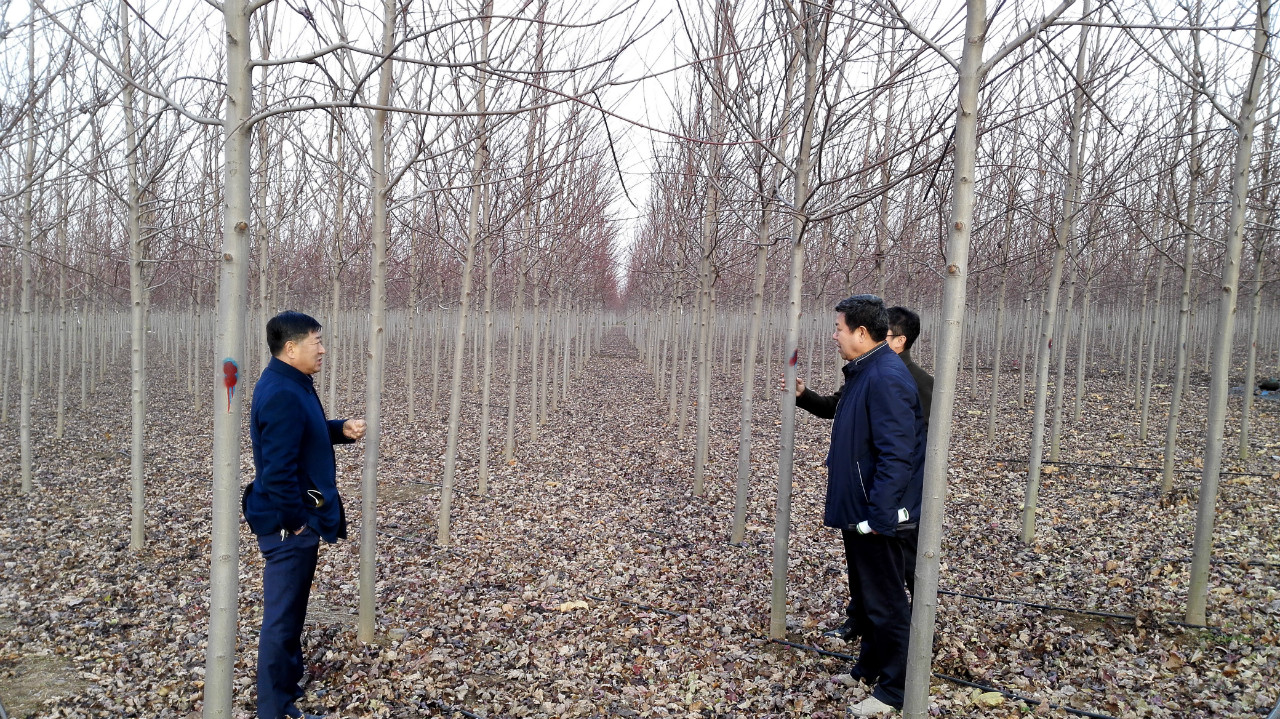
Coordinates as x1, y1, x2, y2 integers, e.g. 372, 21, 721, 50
1, 1, 641, 716
620, 0, 1275, 715
2, 0, 1277, 717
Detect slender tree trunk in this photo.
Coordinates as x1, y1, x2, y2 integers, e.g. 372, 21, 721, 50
503, 266, 525, 463
1072, 279, 1092, 422
1048, 226, 1081, 460
438, 8, 490, 545
1021, 9, 1089, 543
986, 251, 1010, 440
204, 0, 254, 713
1, 259, 16, 425
357, 0, 396, 643
18, 8, 36, 494
122, 0, 148, 549
528, 281, 540, 441
1185, 1, 1268, 625
770, 0, 824, 639
903, 0, 990, 710
1017, 293, 1032, 407
1162, 97, 1203, 494
478, 223, 496, 495
1132, 262, 1153, 411
1139, 262, 1166, 440
733, 60, 795, 544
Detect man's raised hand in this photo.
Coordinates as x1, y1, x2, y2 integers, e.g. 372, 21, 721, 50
343, 419, 367, 440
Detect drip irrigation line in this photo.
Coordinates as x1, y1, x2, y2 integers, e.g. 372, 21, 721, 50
587, 593, 1210, 717
771, 638, 1122, 719
974, 456, 1274, 479
433, 699, 485, 718
586, 594, 683, 617
377, 530, 431, 544
930, 672, 1121, 719
0, 690, 8, 719
938, 589, 1138, 621
1154, 555, 1280, 569
408, 480, 480, 498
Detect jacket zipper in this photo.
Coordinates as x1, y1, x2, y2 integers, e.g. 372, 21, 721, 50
856, 461, 870, 503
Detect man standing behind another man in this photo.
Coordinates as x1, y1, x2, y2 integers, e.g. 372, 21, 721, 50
242, 311, 366, 719
795, 295, 926, 717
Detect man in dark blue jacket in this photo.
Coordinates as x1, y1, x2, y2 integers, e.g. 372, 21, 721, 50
798, 295, 925, 716
242, 311, 365, 719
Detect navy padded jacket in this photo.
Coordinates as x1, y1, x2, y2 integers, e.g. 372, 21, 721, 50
823, 342, 926, 535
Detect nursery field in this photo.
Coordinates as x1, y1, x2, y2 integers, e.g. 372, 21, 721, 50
1, 329, 1278, 718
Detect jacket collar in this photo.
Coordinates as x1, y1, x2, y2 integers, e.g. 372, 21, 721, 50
843, 341, 890, 377
266, 356, 316, 390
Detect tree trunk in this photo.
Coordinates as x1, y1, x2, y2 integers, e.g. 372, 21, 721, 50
1185, 0, 1268, 624
438, 6, 490, 545
504, 266, 525, 463
1161, 96, 1203, 494
357, 0, 396, 643
770, 0, 824, 639
903, 1, 990, 711
1139, 260, 1166, 440
1048, 233, 1080, 461
733, 58, 795, 544
478, 217, 496, 495
122, 0, 147, 550
1021, 8, 1089, 544
1072, 279, 1092, 422
204, 0, 254, 713
18, 8, 36, 494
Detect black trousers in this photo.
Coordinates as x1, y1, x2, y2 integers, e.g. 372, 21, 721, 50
843, 526, 918, 616
257, 529, 320, 719
841, 530, 911, 709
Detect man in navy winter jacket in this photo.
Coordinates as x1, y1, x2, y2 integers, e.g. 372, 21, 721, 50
800, 295, 926, 716
242, 311, 365, 719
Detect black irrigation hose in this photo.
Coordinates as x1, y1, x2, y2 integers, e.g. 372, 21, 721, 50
433, 699, 485, 719
976, 456, 1275, 479
586, 594, 683, 617
772, 638, 1122, 719
929, 672, 1121, 719
937, 589, 1139, 622
408, 480, 480, 498
587, 594, 1135, 718
1155, 556, 1280, 569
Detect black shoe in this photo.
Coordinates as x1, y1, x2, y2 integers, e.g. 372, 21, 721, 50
822, 620, 859, 641
284, 705, 327, 719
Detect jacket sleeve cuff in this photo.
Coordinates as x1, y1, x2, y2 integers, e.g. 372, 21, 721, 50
280, 510, 306, 533
866, 517, 897, 536
329, 419, 355, 444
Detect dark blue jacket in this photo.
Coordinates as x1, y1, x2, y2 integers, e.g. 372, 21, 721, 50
823, 342, 925, 535
242, 357, 353, 542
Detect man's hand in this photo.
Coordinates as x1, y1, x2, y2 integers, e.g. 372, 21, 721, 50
343, 419, 367, 440
778, 375, 806, 398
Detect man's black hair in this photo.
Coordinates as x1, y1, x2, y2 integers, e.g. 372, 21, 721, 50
834, 294, 888, 342
267, 311, 322, 356
887, 306, 921, 351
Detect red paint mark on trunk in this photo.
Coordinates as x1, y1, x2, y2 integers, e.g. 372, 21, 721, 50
222, 359, 239, 412
789, 349, 799, 367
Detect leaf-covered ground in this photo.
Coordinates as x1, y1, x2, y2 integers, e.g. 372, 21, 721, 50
1, 327, 1278, 718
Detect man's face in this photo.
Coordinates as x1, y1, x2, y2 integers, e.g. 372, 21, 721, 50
284, 330, 325, 375
833, 313, 861, 361
886, 329, 907, 355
